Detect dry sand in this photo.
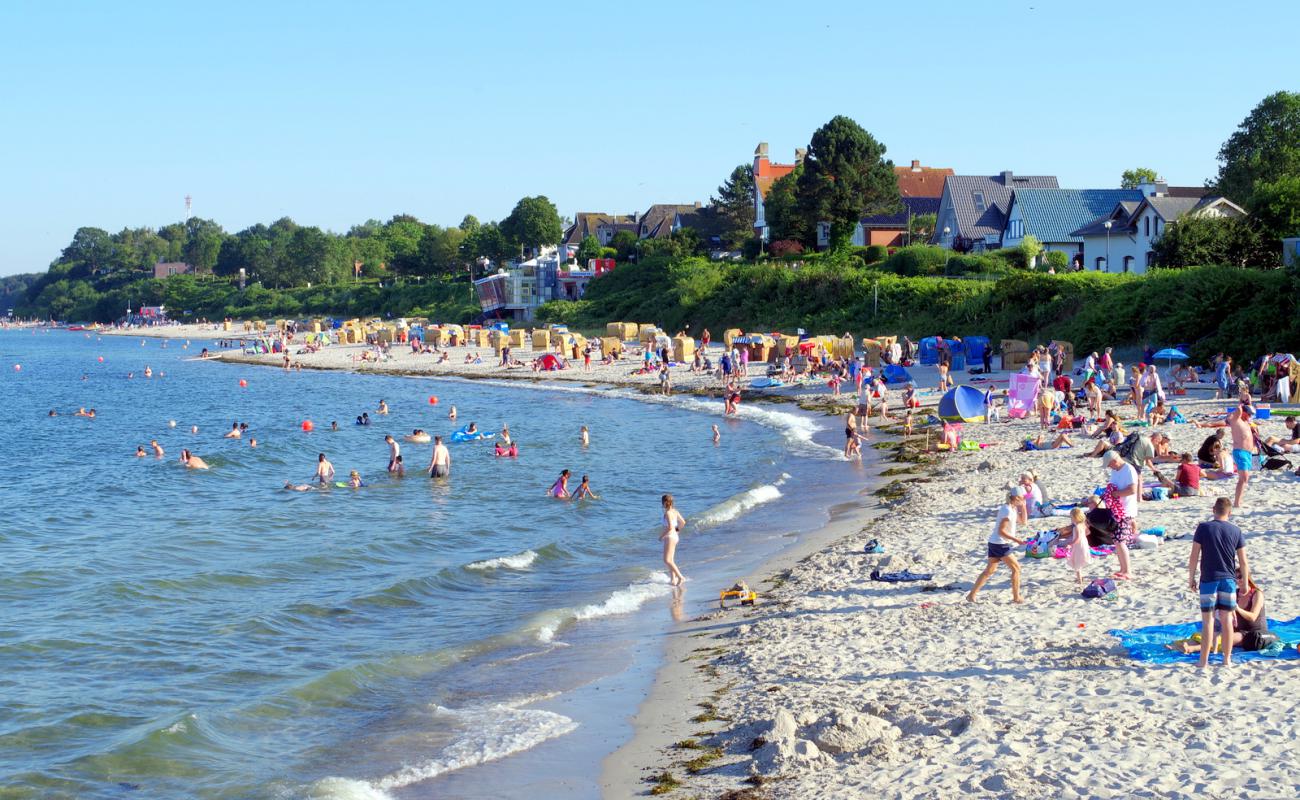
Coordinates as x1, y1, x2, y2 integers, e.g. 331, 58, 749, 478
613, 398, 1300, 800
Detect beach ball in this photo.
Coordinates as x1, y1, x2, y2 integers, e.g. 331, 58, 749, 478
239, 379, 248, 388
97, 356, 104, 363
168, 420, 177, 427
428, 396, 439, 405
301, 420, 314, 432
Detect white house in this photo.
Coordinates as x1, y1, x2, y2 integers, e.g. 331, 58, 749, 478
1070, 182, 1246, 274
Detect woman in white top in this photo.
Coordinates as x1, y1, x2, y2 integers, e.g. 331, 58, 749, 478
660, 494, 687, 586
966, 487, 1027, 604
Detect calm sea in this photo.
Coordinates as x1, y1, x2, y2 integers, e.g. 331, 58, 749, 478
0, 329, 870, 799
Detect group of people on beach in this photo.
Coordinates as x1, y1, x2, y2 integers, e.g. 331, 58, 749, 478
957, 341, 1297, 668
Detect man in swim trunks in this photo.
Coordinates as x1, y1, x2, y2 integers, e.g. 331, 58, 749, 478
223, 422, 241, 439
150, 440, 164, 458
385, 434, 400, 472
1227, 404, 1257, 508
428, 436, 451, 478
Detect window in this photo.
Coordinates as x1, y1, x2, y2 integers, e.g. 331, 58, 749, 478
972, 192, 986, 213
1146, 251, 1156, 268
1154, 218, 1161, 237
1123, 256, 1134, 273
1008, 219, 1022, 238
1144, 215, 1150, 237
1095, 256, 1105, 270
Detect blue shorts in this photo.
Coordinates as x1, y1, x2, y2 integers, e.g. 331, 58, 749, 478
987, 542, 1014, 559
1232, 449, 1256, 472
1199, 578, 1238, 612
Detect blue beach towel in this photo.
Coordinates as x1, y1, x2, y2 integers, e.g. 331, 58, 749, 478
1110, 616, 1300, 664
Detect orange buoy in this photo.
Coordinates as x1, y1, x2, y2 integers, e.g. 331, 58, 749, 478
428, 396, 438, 405
301, 420, 314, 432
97, 356, 104, 363
239, 379, 248, 388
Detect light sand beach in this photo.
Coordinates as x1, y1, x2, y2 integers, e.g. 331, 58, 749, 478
608, 397, 1300, 799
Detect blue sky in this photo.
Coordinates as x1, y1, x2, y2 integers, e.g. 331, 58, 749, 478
0, 0, 1294, 275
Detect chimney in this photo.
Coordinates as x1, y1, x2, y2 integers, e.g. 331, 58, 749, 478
694, 201, 702, 208
754, 142, 769, 157
795, 147, 808, 164
1136, 179, 1169, 197
1000, 170, 1014, 184
911, 159, 921, 171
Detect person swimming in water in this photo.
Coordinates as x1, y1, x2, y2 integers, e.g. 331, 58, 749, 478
548, 469, 572, 499
249, 438, 258, 448
392, 454, 404, 476
135, 446, 147, 457
283, 482, 314, 491
347, 470, 364, 488
315, 453, 335, 483
48, 409, 57, 417
406, 429, 430, 443
331, 421, 339, 432
507, 441, 518, 457
223, 422, 241, 439
574, 475, 599, 500
448, 405, 458, 421
580, 425, 589, 447
465, 422, 479, 436
495, 441, 508, 457
712, 424, 721, 444
500, 424, 512, 445
377, 399, 389, 415
150, 440, 164, 458
180, 449, 210, 469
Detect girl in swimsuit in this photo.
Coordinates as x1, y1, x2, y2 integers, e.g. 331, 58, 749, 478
661, 494, 686, 586
549, 469, 571, 499
574, 475, 599, 500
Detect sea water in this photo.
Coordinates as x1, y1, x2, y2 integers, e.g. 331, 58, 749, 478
0, 330, 872, 799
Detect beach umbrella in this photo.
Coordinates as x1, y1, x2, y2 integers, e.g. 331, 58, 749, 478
1152, 348, 1189, 370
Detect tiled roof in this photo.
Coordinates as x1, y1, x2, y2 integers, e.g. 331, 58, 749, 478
639, 204, 698, 239
674, 208, 727, 242
1010, 188, 1144, 243
894, 164, 954, 198
563, 212, 634, 245
1167, 186, 1209, 199
944, 173, 1059, 241
861, 196, 941, 227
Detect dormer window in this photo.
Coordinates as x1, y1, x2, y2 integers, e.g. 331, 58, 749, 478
972, 192, 986, 213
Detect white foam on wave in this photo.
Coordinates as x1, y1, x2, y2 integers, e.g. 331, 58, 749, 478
529, 573, 673, 644
309, 695, 578, 798
694, 475, 789, 529
465, 549, 538, 571
459, 377, 843, 460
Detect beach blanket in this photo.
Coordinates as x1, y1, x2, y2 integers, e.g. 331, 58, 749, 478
1110, 617, 1300, 664
870, 569, 933, 583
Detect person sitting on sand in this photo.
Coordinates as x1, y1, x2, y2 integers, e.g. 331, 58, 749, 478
1172, 452, 1203, 497
966, 487, 1027, 604
180, 449, 209, 469
1168, 567, 1271, 655
1151, 432, 1179, 463
223, 422, 241, 439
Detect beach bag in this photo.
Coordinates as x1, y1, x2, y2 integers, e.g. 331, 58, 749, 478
1025, 532, 1056, 559
1082, 578, 1117, 599
1085, 507, 1117, 547
1263, 457, 1292, 471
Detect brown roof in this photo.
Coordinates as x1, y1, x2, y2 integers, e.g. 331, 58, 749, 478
639, 204, 698, 238
564, 212, 635, 245
1166, 186, 1209, 199
894, 161, 954, 198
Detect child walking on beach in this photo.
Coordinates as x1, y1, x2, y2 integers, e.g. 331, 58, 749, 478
967, 488, 1027, 603
1057, 507, 1091, 586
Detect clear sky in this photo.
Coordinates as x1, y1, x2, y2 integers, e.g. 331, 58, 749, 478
0, 0, 1295, 276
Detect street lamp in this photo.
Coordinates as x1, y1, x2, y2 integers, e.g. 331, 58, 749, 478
942, 226, 952, 275
1103, 220, 1112, 272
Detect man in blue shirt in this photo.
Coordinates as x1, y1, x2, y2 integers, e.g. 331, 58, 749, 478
1188, 497, 1251, 668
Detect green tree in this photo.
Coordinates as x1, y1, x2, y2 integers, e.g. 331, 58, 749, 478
60, 227, 112, 278
763, 164, 805, 245
1120, 167, 1159, 189
1212, 91, 1300, 205
500, 195, 562, 254
575, 235, 603, 265
1152, 215, 1278, 269
460, 222, 512, 265
1250, 174, 1300, 240
282, 226, 334, 286
907, 212, 936, 245
459, 214, 480, 233
1018, 234, 1044, 268
610, 230, 639, 261
712, 164, 756, 247
382, 214, 428, 276
182, 217, 226, 275
795, 115, 900, 251
419, 225, 466, 277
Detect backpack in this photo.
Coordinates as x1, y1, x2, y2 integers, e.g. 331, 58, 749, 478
1116, 432, 1141, 464
1082, 578, 1117, 599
